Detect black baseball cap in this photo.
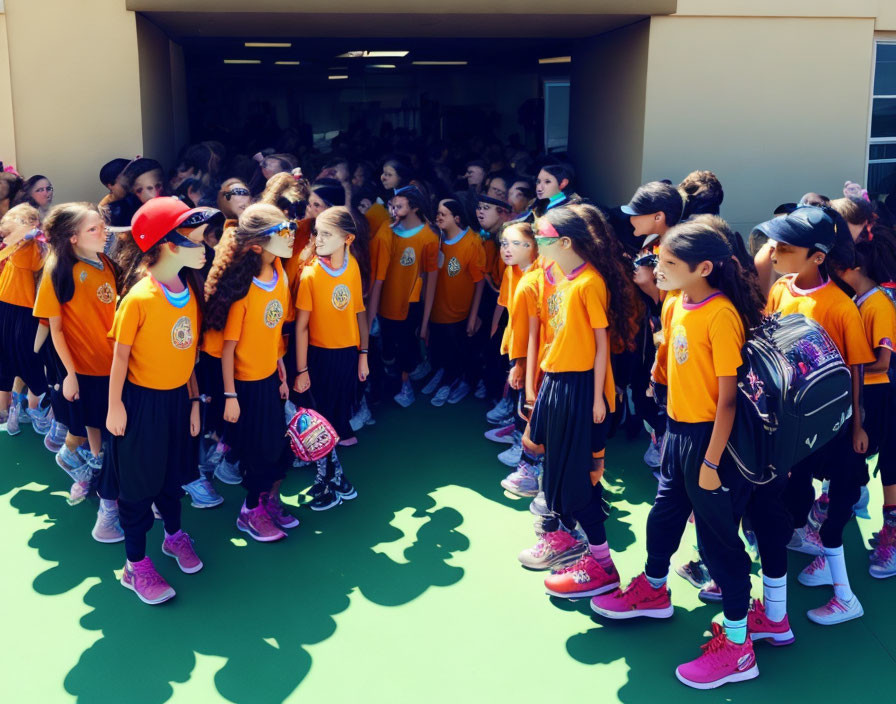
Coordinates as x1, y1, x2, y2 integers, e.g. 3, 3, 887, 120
758, 205, 837, 254
477, 193, 512, 211
773, 202, 798, 215
621, 181, 684, 223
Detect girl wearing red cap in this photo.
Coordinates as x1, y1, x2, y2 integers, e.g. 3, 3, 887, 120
106, 197, 206, 605
205, 203, 297, 543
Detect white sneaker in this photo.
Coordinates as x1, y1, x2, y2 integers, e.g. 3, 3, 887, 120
474, 380, 486, 400
484, 423, 517, 444
421, 368, 445, 395
807, 595, 864, 625
394, 381, 415, 408
643, 434, 662, 468
409, 360, 431, 381
486, 396, 513, 424
447, 381, 471, 404
431, 385, 451, 407
349, 397, 372, 431
787, 526, 823, 556
498, 440, 523, 467
529, 491, 550, 517
798, 555, 832, 587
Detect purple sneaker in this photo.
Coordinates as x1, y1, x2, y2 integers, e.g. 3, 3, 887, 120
120, 557, 176, 605
162, 530, 204, 573
261, 491, 300, 530
237, 502, 286, 542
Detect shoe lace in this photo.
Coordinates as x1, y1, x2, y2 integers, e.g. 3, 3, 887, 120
132, 560, 164, 587
700, 624, 729, 656
808, 554, 826, 572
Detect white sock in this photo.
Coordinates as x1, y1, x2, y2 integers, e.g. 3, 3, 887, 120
763, 574, 787, 622
824, 545, 854, 601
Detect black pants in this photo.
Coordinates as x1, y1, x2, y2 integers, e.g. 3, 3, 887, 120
746, 475, 790, 579
645, 419, 752, 621
429, 320, 470, 387
196, 351, 226, 440
785, 429, 857, 548
295, 345, 358, 441
876, 382, 896, 487
232, 372, 291, 506
119, 471, 183, 562
0, 300, 47, 395
380, 303, 421, 375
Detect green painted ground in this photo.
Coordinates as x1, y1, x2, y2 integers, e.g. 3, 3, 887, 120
1, 398, 895, 703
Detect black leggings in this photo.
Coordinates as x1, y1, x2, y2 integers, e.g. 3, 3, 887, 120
429, 320, 470, 387
379, 305, 421, 375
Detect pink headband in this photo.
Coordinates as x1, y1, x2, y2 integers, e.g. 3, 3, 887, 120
538, 221, 561, 239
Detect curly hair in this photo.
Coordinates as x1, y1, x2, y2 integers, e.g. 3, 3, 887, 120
204, 203, 287, 331
543, 204, 641, 353
259, 171, 303, 215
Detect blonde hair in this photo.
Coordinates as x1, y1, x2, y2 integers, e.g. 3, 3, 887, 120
0, 203, 41, 239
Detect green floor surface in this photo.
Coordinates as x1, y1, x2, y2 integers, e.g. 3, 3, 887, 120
1, 398, 895, 703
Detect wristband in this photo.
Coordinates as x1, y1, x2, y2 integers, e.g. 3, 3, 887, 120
702, 458, 719, 471
298, 368, 309, 374
359, 349, 369, 355
223, 392, 238, 399
189, 397, 200, 403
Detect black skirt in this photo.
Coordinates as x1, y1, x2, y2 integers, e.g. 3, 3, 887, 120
530, 370, 609, 517
296, 345, 359, 440
107, 381, 192, 503
0, 301, 47, 395
232, 372, 290, 493
196, 351, 225, 439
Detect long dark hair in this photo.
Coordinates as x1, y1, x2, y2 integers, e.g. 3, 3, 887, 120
306, 206, 372, 296
854, 224, 896, 285
440, 194, 476, 231
204, 203, 287, 331
662, 219, 766, 334
543, 204, 640, 352
43, 203, 114, 305
13, 174, 50, 209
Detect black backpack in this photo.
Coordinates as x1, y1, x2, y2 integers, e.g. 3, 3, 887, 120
727, 312, 852, 484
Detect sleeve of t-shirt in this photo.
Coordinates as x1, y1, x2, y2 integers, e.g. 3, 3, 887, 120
352, 262, 366, 313
765, 279, 785, 315
582, 278, 609, 331
841, 305, 876, 365
523, 278, 539, 319
652, 296, 677, 385
371, 225, 391, 282
32, 274, 61, 319
497, 267, 511, 307
510, 280, 533, 360
109, 293, 142, 346
223, 298, 248, 343
296, 268, 314, 312
708, 306, 744, 377
422, 235, 439, 274
870, 298, 896, 351
468, 239, 486, 283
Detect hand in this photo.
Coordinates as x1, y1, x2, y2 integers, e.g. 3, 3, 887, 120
508, 363, 524, 390
853, 425, 869, 454
593, 396, 606, 424
62, 373, 80, 402
698, 463, 722, 491
419, 322, 429, 345
467, 317, 481, 337
278, 381, 289, 400
190, 403, 201, 437
490, 320, 499, 339
358, 356, 369, 382
293, 370, 310, 394
106, 401, 127, 437
224, 397, 240, 423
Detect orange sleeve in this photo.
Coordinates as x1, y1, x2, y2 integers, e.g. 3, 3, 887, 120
708, 306, 744, 377
870, 298, 896, 351
652, 296, 676, 385
296, 267, 314, 312
352, 261, 366, 313
33, 274, 61, 319
497, 267, 511, 307
469, 239, 486, 283
223, 298, 248, 343
582, 278, 609, 331
109, 293, 142, 346
765, 279, 784, 314
371, 225, 391, 282
509, 282, 532, 360
841, 305, 876, 366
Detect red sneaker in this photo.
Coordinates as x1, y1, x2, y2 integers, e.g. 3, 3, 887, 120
544, 553, 620, 599
747, 598, 794, 646
675, 623, 759, 689
590, 572, 674, 619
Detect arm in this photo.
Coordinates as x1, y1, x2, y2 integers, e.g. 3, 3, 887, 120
49, 316, 80, 401
490, 304, 505, 339
366, 279, 384, 326
524, 315, 539, 404
851, 364, 868, 453
293, 309, 311, 392
864, 347, 892, 376
420, 270, 437, 342
188, 371, 201, 436
222, 339, 240, 423
466, 280, 484, 337
357, 310, 370, 382
592, 328, 608, 423
106, 342, 131, 436
754, 242, 776, 299
699, 375, 738, 490
34, 322, 49, 353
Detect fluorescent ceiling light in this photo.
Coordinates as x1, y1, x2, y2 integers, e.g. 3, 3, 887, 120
369, 64, 396, 69
538, 56, 571, 64
337, 50, 409, 58
223, 59, 261, 64
412, 61, 467, 66
275, 61, 301, 65
245, 42, 292, 48
329, 75, 348, 80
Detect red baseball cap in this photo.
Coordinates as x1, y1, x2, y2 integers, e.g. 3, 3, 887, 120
130, 197, 195, 252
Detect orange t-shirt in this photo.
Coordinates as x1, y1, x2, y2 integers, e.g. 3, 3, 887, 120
297, 254, 365, 349
364, 202, 390, 238
283, 218, 314, 321
223, 258, 290, 382
540, 263, 616, 412
480, 232, 505, 291
374, 222, 440, 321
33, 257, 116, 376
109, 275, 199, 390
654, 292, 744, 423
498, 263, 530, 357
202, 328, 223, 359
509, 259, 552, 363
767, 275, 874, 366
856, 287, 896, 386
430, 229, 486, 325
0, 240, 44, 308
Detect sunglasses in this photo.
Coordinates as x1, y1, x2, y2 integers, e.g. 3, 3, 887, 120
223, 187, 250, 200
34, 186, 53, 193
261, 221, 297, 238
499, 239, 532, 249
534, 236, 557, 246
633, 253, 658, 270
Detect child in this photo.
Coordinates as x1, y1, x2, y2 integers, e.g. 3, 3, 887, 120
33, 203, 123, 540
421, 197, 485, 406
748, 206, 873, 629
98, 158, 130, 209
592, 219, 765, 690
106, 158, 165, 229
523, 204, 639, 601
533, 163, 577, 216
622, 181, 685, 239
294, 206, 369, 510
205, 204, 298, 543
366, 185, 439, 408
829, 230, 896, 579
106, 198, 205, 605
0, 203, 50, 434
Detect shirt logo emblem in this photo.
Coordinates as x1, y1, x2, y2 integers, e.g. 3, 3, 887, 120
399, 246, 416, 267
672, 324, 688, 364
447, 257, 461, 277
79, 271, 88, 283
547, 290, 565, 331
171, 316, 194, 350
96, 282, 114, 304
264, 299, 284, 328
331, 284, 351, 311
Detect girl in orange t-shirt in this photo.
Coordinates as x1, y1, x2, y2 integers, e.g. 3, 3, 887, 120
205, 204, 296, 544
294, 207, 370, 511
0, 203, 49, 431
523, 204, 640, 601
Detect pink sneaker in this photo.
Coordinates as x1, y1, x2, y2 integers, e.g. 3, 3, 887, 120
747, 598, 794, 646
518, 529, 586, 570
590, 572, 674, 619
261, 492, 300, 530
544, 553, 620, 598
161, 530, 203, 573
237, 502, 286, 542
120, 557, 176, 605
675, 622, 759, 689
484, 423, 517, 444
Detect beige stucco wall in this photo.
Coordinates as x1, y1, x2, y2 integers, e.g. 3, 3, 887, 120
641, 15, 875, 235
0, 13, 17, 169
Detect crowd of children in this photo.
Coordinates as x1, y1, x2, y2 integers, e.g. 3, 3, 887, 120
1, 144, 895, 689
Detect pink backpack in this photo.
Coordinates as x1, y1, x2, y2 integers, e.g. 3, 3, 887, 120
286, 407, 339, 462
